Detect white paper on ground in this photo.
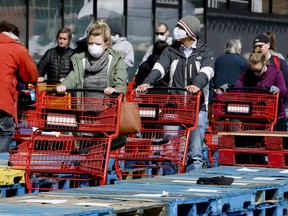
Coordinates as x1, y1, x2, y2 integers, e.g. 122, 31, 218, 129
185, 188, 220, 193
253, 177, 282, 181
236, 167, 260, 172
20, 199, 67, 204
134, 190, 168, 197
75, 202, 113, 207
279, 170, 288, 173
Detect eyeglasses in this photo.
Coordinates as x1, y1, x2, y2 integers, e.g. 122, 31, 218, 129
253, 43, 266, 49
155, 31, 167, 36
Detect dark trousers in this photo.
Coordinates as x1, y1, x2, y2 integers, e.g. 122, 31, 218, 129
0, 110, 15, 152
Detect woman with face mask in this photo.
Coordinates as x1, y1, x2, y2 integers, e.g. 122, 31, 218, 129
56, 20, 127, 149
57, 19, 127, 97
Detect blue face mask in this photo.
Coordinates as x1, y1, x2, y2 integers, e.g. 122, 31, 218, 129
173, 27, 187, 40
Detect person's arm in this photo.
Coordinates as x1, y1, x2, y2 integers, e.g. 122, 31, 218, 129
61, 56, 81, 89
37, 49, 50, 78
279, 58, 288, 89
275, 69, 287, 99
123, 41, 134, 69
111, 54, 127, 94
234, 70, 246, 87
190, 48, 215, 91
17, 46, 38, 84
141, 45, 153, 63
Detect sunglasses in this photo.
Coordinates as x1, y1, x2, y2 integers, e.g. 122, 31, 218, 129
155, 31, 166, 36
251, 65, 264, 73
252, 43, 266, 49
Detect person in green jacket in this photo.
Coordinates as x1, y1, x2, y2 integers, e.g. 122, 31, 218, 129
56, 19, 127, 149
57, 19, 127, 96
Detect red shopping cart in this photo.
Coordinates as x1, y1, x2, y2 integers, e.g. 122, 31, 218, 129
10, 89, 123, 193
111, 87, 201, 180
112, 128, 190, 180
212, 87, 279, 132
14, 82, 62, 142
132, 87, 201, 129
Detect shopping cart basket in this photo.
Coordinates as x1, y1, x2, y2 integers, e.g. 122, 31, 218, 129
132, 87, 201, 129
111, 128, 189, 180
111, 87, 202, 180
10, 134, 112, 192
212, 87, 279, 131
29, 89, 123, 133
10, 89, 124, 192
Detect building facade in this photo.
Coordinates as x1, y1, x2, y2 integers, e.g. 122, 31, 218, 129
1, 0, 287, 80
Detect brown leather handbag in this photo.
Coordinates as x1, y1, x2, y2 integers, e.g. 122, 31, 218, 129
119, 97, 141, 135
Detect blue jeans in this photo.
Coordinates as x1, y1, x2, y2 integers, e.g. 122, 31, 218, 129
186, 111, 208, 172
0, 110, 15, 152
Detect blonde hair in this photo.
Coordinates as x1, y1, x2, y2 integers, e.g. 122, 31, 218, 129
87, 20, 112, 47
264, 31, 276, 52
248, 52, 266, 65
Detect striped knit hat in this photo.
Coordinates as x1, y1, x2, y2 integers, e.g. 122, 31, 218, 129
177, 16, 201, 40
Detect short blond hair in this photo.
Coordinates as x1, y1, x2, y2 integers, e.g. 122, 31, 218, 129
87, 20, 112, 47
248, 52, 266, 65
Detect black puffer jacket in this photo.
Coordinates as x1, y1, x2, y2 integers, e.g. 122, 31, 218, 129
37, 46, 74, 82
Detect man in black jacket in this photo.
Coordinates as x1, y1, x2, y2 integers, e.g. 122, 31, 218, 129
37, 27, 74, 84
137, 16, 215, 173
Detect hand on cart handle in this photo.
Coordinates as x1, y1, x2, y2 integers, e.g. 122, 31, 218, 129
269, 85, 280, 94
56, 85, 67, 94
38, 77, 45, 83
186, 85, 200, 94
104, 87, 117, 96
219, 83, 230, 92
136, 83, 150, 92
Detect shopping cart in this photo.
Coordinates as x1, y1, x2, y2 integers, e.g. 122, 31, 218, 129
131, 87, 201, 129
10, 89, 123, 192
14, 81, 61, 142
111, 87, 201, 180
212, 87, 279, 132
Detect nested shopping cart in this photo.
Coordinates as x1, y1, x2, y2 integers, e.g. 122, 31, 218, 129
111, 87, 201, 180
14, 82, 63, 143
10, 89, 123, 192
212, 87, 279, 132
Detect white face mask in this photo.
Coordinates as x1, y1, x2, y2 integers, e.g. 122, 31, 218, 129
88, 44, 104, 58
111, 34, 120, 43
173, 27, 187, 40
156, 34, 166, 42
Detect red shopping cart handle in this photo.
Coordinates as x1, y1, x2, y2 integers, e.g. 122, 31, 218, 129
226, 87, 271, 93
48, 88, 122, 96
45, 88, 113, 95
144, 87, 200, 94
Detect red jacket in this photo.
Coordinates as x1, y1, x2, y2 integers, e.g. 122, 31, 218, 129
0, 33, 38, 122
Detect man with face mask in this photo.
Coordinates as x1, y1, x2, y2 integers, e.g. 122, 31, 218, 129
110, 22, 134, 72
137, 16, 215, 173
141, 23, 173, 63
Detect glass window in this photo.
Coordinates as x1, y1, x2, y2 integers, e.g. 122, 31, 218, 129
156, 7, 178, 39
208, 0, 227, 8
208, 0, 250, 10
0, 0, 26, 45
97, 0, 124, 36
230, 0, 250, 10
64, 0, 87, 48
127, 0, 152, 80
183, 0, 205, 40
28, 0, 61, 64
